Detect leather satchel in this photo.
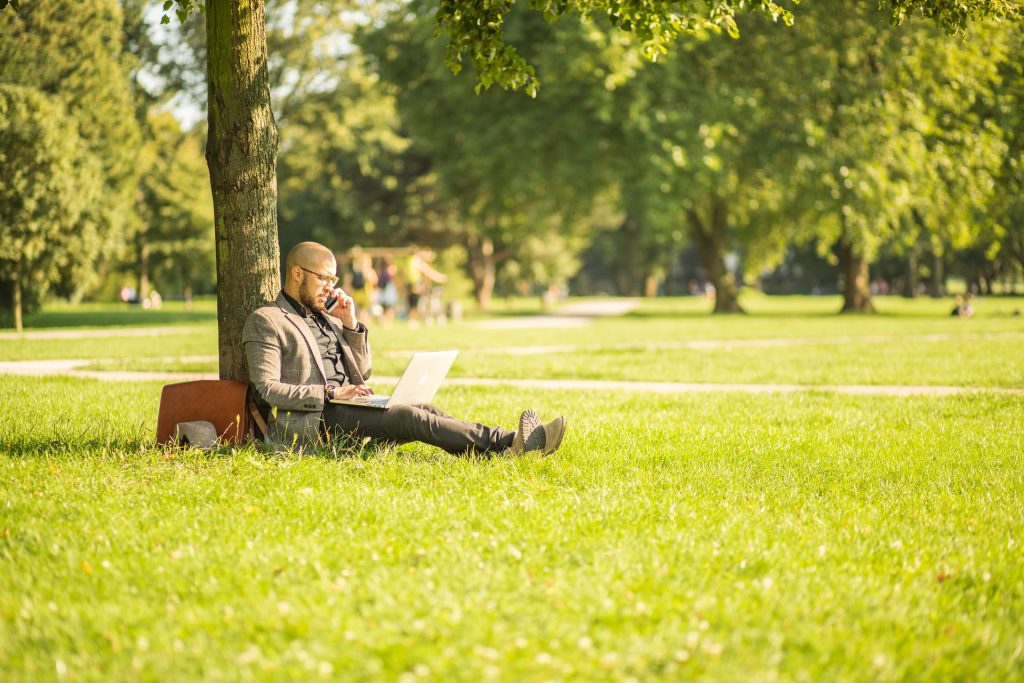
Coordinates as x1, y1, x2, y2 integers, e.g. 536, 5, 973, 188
156, 379, 268, 446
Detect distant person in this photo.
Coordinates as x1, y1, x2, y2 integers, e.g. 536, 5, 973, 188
404, 249, 447, 326
242, 241, 566, 456
961, 293, 975, 318
376, 256, 398, 326
348, 249, 377, 326
951, 294, 976, 318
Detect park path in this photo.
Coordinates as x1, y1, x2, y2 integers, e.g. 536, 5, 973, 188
1, 357, 1020, 397
470, 297, 641, 329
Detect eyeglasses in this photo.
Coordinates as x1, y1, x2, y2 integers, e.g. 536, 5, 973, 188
298, 266, 339, 287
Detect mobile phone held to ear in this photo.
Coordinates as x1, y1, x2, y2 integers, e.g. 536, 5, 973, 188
325, 294, 339, 312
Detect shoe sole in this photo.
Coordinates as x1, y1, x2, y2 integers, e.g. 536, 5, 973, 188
513, 409, 541, 454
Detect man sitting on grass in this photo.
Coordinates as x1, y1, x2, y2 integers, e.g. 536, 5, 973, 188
242, 241, 566, 455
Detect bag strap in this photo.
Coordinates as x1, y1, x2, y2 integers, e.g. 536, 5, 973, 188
247, 399, 269, 440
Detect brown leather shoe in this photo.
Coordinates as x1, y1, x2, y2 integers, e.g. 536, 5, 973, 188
540, 416, 566, 455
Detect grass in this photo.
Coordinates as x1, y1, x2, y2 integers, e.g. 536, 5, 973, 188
2, 297, 1023, 681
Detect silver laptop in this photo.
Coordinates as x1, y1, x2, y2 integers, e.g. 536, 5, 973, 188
329, 350, 458, 409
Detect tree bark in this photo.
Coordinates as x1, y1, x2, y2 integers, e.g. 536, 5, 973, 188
836, 239, 875, 313
687, 198, 743, 314
12, 278, 22, 334
466, 234, 495, 310
206, 0, 281, 382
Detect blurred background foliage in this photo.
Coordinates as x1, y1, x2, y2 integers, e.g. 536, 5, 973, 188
1, 0, 1023, 325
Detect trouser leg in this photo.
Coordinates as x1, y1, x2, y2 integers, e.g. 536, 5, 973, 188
323, 403, 515, 455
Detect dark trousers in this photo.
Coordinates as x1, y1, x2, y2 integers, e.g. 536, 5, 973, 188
323, 403, 515, 455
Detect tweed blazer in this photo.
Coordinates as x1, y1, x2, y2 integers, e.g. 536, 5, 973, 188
242, 292, 372, 447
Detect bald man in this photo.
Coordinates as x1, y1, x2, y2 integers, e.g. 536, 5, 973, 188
242, 241, 566, 455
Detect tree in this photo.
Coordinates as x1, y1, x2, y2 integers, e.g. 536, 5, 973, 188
773, 5, 1010, 312
0, 0, 139, 322
986, 26, 1024, 287
0, 86, 102, 332
589, 19, 803, 311
362, 6, 611, 308
276, 53, 439, 258
138, 112, 216, 305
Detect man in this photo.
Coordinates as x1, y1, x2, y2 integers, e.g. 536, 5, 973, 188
242, 242, 566, 455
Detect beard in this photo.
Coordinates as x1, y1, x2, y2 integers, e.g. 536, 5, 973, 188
299, 280, 325, 312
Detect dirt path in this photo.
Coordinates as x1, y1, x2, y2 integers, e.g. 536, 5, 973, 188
471, 298, 641, 329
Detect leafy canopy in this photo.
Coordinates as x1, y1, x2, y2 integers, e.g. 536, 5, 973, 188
151, 0, 1024, 94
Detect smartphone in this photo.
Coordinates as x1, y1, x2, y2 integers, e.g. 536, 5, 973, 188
325, 294, 339, 312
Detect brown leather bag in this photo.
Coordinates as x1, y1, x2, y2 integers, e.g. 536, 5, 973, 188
156, 379, 267, 446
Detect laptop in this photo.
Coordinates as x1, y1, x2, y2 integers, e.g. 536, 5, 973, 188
329, 349, 458, 409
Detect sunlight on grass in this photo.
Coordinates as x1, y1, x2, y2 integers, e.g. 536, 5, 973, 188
2, 298, 1023, 680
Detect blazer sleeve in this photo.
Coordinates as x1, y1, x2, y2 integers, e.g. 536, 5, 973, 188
341, 323, 372, 381
242, 309, 325, 412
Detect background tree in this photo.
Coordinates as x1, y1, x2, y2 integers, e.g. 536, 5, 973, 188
0, 86, 102, 332
362, 6, 611, 308
139, 112, 216, 305
985, 25, 1024, 289
0, 0, 139, 322
766, 4, 1009, 312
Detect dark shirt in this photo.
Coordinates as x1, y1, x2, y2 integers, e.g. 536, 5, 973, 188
282, 291, 349, 387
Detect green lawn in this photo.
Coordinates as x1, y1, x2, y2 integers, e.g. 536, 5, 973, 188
2, 297, 1023, 681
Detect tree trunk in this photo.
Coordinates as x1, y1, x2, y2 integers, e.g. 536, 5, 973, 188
836, 239, 875, 313
614, 215, 641, 296
687, 198, 743, 314
137, 235, 151, 300
12, 278, 22, 334
927, 250, 945, 298
643, 273, 660, 298
206, 0, 281, 383
466, 234, 495, 310
901, 251, 918, 298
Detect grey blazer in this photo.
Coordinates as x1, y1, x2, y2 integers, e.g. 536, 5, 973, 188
242, 292, 371, 448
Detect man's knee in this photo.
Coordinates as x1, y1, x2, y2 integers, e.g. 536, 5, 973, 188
382, 404, 424, 438
412, 403, 446, 417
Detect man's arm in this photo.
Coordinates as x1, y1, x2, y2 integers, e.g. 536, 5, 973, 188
339, 325, 372, 381
325, 286, 373, 380
242, 310, 325, 412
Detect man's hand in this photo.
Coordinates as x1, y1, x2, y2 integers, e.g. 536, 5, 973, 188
325, 287, 357, 329
331, 384, 373, 401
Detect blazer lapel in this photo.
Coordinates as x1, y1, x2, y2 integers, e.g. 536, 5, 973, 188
275, 293, 327, 381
